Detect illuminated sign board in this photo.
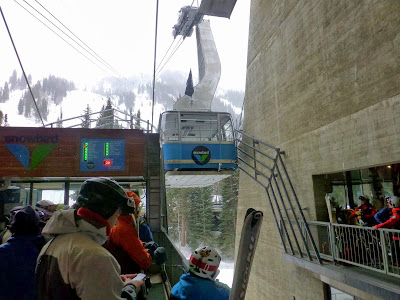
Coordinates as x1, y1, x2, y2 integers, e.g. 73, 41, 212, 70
80, 138, 125, 171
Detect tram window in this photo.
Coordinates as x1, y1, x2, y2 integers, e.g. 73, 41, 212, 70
161, 113, 179, 141
180, 113, 219, 142
220, 115, 234, 142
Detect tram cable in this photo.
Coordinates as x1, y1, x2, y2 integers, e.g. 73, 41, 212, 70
0, 6, 45, 127
14, 0, 133, 86
33, 0, 125, 80
18, 0, 123, 81
151, 0, 159, 129
154, 0, 198, 78
155, 36, 184, 77
154, 38, 178, 74
13, 0, 118, 81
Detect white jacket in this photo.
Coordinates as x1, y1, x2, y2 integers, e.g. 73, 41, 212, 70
36, 209, 136, 300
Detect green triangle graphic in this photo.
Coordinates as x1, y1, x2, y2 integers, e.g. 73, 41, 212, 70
201, 154, 209, 163
30, 144, 57, 170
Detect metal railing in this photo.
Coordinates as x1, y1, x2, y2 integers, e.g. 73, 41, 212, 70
235, 130, 322, 263
44, 108, 156, 132
282, 219, 400, 279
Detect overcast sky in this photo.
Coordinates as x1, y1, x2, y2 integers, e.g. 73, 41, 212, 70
0, 0, 250, 91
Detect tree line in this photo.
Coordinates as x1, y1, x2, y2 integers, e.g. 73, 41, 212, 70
166, 171, 239, 260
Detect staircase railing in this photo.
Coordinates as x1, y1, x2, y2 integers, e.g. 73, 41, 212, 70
235, 129, 322, 263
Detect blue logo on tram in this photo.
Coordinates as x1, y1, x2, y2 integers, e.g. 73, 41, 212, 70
191, 146, 211, 165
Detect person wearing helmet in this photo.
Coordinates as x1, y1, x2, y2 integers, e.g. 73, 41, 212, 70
350, 195, 377, 226
35, 177, 143, 300
374, 197, 392, 224
372, 196, 400, 262
105, 190, 153, 274
372, 196, 400, 230
0, 205, 45, 300
170, 246, 230, 300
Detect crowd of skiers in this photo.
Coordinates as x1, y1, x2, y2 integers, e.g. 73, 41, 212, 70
0, 177, 231, 300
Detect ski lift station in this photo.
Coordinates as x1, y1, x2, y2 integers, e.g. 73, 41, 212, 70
2, 0, 400, 299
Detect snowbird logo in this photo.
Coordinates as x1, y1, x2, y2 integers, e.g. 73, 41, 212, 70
191, 146, 211, 165
5, 144, 57, 170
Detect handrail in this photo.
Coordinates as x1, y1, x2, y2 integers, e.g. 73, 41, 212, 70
44, 108, 156, 132
234, 129, 322, 263
283, 218, 400, 279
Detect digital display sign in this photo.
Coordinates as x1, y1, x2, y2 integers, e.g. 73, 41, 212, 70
80, 138, 125, 171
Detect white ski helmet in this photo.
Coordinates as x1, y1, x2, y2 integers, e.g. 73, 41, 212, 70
189, 246, 221, 280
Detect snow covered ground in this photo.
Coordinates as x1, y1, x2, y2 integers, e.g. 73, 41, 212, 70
0, 88, 164, 129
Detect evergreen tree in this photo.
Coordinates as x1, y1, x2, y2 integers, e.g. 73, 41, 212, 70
186, 186, 215, 249
136, 109, 141, 128
2, 82, 9, 102
0, 110, 3, 126
4, 114, 9, 126
96, 98, 115, 128
17, 98, 24, 115
57, 109, 63, 128
81, 104, 92, 128
166, 188, 190, 246
9, 70, 17, 91
218, 171, 239, 259
184, 69, 194, 97
129, 108, 133, 129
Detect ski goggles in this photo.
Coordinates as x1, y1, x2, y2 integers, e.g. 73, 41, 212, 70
126, 195, 136, 208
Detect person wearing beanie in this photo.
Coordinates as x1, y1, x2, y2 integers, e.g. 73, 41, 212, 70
170, 246, 230, 300
0, 205, 46, 300
35, 199, 58, 221
35, 177, 143, 300
351, 195, 377, 226
105, 191, 153, 274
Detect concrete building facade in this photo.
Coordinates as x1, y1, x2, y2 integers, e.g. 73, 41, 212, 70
237, 1, 400, 299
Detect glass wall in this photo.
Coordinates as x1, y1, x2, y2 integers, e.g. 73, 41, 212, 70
314, 163, 399, 222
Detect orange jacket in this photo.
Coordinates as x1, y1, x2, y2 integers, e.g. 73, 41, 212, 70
108, 215, 152, 270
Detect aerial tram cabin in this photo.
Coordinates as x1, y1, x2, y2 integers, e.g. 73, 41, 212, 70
160, 111, 238, 188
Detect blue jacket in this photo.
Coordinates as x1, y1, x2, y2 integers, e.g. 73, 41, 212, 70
171, 272, 230, 300
0, 235, 45, 300
375, 207, 391, 224
139, 221, 154, 243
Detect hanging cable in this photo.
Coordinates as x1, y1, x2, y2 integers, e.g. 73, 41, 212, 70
155, 38, 179, 74
19, 0, 121, 78
14, 0, 124, 83
155, 0, 198, 77
33, 0, 128, 81
155, 36, 185, 77
1, 6, 45, 126
151, 0, 159, 130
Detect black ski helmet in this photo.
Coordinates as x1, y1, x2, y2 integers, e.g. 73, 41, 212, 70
76, 177, 131, 219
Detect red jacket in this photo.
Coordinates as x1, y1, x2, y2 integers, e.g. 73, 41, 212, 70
375, 208, 400, 230
351, 203, 376, 220
106, 215, 152, 271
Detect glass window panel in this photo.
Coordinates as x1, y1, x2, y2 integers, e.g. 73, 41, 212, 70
161, 113, 179, 141
330, 287, 354, 300
32, 182, 66, 206
220, 114, 234, 141
180, 113, 218, 142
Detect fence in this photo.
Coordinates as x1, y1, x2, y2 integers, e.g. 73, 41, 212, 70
44, 108, 156, 132
281, 219, 400, 279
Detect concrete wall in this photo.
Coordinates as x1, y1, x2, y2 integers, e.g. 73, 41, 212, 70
238, 0, 400, 299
